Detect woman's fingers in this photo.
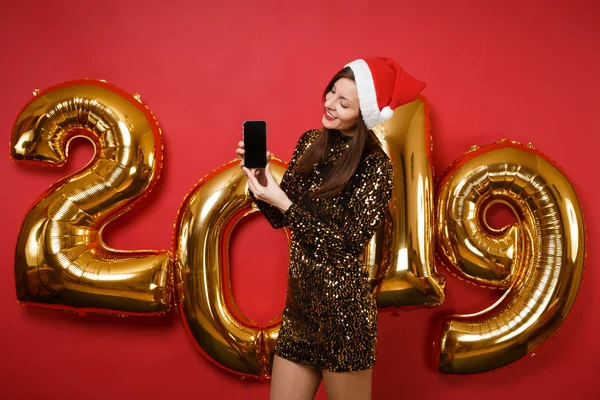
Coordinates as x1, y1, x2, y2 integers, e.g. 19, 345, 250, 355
243, 167, 258, 187
236, 141, 245, 162
255, 168, 267, 186
242, 167, 257, 192
236, 142, 245, 167
264, 163, 276, 185
242, 167, 261, 178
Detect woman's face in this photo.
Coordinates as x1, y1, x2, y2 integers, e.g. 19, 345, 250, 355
322, 77, 360, 136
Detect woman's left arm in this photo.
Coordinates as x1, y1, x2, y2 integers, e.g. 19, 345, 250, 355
284, 153, 394, 265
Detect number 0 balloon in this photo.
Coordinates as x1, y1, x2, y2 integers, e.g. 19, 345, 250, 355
173, 158, 288, 379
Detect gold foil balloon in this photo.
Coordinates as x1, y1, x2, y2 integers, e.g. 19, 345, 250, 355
12, 79, 172, 316
173, 159, 288, 379
173, 98, 446, 377
435, 140, 585, 374
369, 96, 446, 309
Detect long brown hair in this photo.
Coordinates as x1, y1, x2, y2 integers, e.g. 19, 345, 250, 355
297, 67, 375, 198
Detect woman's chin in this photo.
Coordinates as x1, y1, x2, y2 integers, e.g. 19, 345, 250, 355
322, 116, 336, 130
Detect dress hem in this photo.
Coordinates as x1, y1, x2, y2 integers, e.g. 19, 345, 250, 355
274, 350, 376, 373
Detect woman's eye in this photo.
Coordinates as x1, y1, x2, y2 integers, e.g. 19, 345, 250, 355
341, 103, 348, 109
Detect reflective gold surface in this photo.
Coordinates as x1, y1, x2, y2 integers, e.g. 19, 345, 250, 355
174, 99, 448, 377
370, 96, 446, 309
12, 80, 171, 316
174, 159, 288, 379
435, 140, 585, 374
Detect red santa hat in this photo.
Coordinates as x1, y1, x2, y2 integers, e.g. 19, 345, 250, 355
345, 57, 426, 129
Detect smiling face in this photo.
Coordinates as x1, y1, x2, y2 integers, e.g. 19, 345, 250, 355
321, 77, 361, 136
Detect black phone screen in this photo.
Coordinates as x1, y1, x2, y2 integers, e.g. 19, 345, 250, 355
243, 120, 267, 168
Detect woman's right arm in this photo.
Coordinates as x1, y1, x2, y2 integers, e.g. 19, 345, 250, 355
244, 130, 317, 229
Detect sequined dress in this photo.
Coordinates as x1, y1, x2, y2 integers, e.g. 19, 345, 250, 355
253, 129, 394, 372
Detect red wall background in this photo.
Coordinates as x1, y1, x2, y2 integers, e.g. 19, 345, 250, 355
1, 0, 598, 398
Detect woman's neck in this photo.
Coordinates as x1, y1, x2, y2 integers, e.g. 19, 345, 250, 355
338, 128, 355, 137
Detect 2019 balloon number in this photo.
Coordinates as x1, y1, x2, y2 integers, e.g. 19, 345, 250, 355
10, 79, 585, 378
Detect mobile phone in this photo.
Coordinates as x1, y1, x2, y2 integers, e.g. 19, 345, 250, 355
243, 120, 267, 168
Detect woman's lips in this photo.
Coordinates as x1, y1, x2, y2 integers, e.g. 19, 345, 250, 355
324, 109, 336, 121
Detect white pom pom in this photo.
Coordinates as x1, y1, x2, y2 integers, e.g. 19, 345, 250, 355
380, 106, 393, 120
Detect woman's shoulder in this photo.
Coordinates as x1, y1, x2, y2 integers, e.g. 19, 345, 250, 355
292, 129, 322, 154
361, 134, 393, 173
297, 128, 322, 145
349, 145, 394, 193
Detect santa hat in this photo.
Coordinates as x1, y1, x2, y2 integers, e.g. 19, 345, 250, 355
345, 57, 426, 129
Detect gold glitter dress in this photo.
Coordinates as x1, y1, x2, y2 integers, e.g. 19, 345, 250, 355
253, 129, 394, 372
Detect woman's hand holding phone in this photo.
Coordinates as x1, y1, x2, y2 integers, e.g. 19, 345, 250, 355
236, 141, 292, 212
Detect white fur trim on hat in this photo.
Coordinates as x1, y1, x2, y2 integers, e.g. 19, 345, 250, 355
345, 59, 385, 129
380, 106, 393, 120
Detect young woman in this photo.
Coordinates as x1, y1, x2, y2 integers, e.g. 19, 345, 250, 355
236, 57, 425, 400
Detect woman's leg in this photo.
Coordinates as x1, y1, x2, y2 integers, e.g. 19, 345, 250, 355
270, 355, 323, 400
322, 368, 373, 400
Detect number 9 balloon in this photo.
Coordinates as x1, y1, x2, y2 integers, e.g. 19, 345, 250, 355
11, 79, 172, 316
435, 140, 585, 374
